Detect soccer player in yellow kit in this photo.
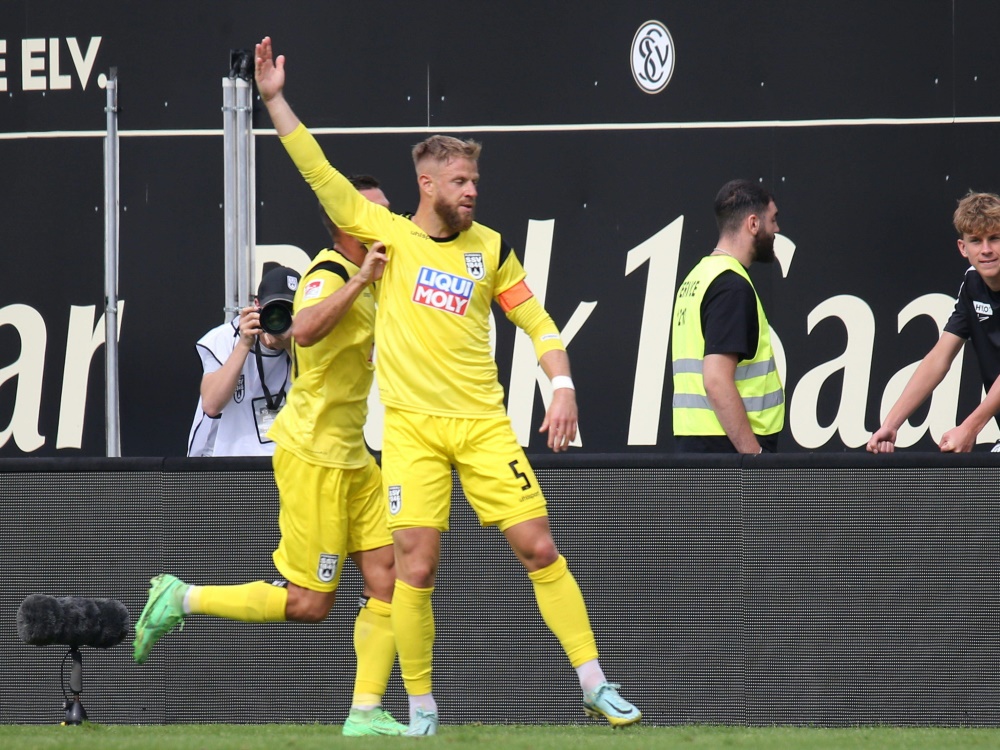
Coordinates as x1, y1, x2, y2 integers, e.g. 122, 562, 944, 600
255, 36, 641, 736
133, 177, 407, 737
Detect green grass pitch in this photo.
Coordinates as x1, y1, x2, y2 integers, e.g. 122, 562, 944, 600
4, 724, 1000, 750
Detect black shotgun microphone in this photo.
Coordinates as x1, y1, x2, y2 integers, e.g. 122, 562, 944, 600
17, 594, 130, 649
17, 594, 131, 725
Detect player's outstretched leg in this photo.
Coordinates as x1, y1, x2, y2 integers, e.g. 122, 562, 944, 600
523, 550, 642, 729
133, 573, 188, 664
582, 681, 642, 728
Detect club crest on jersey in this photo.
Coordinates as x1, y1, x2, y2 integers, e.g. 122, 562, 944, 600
464, 253, 485, 280
388, 485, 402, 515
413, 266, 473, 316
234, 374, 245, 403
975, 300, 993, 321
317, 553, 339, 583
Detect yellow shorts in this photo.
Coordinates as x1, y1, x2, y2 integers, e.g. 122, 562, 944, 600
382, 408, 548, 532
271, 446, 392, 592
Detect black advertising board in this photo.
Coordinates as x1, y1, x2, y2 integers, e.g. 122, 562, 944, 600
2, 1, 1000, 456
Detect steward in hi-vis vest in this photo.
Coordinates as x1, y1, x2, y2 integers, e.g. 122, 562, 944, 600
671, 179, 786, 454
672, 255, 784, 439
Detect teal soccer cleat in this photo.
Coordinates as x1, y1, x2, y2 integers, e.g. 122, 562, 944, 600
404, 707, 439, 736
583, 682, 642, 728
133, 573, 188, 664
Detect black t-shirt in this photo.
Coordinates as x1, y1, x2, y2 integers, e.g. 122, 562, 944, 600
701, 270, 760, 360
943, 267, 1000, 391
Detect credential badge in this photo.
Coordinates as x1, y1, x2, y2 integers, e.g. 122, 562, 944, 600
465, 252, 485, 280
317, 553, 339, 583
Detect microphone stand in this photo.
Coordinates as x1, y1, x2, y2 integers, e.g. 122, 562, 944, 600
63, 647, 88, 725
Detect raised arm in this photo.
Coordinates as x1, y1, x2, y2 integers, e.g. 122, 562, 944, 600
254, 36, 301, 137
254, 36, 387, 247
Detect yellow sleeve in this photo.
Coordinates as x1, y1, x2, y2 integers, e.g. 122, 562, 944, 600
294, 254, 349, 312
279, 123, 390, 243
504, 291, 566, 360
494, 243, 564, 359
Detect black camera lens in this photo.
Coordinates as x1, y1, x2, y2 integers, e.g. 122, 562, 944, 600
259, 300, 293, 335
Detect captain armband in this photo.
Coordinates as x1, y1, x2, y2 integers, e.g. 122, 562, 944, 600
497, 280, 534, 313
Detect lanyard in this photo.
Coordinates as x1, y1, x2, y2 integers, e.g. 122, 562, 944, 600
253, 339, 289, 411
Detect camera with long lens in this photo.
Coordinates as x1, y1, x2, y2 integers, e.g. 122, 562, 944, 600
259, 299, 293, 335
255, 266, 300, 337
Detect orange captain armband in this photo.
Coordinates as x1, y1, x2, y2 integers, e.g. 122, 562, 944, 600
497, 280, 534, 312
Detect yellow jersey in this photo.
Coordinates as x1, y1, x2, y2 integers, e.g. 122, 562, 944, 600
268, 248, 376, 467
281, 123, 562, 419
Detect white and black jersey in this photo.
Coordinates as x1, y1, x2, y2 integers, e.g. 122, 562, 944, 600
187, 318, 292, 457
944, 267, 1000, 396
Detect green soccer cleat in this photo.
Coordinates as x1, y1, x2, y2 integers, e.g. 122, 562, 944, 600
341, 707, 408, 737
133, 573, 189, 664
583, 682, 642, 728
404, 707, 439, 736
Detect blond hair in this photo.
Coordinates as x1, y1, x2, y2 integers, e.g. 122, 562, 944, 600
411, 135, 481, 170
954, 191, 1000, 236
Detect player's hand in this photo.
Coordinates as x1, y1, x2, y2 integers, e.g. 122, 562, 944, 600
254, 36, 285, 102
358, 241, 388, 285
939, 425, 974, 453
866, 426, 896, 454
539, 387, 578, 453
237, 305, 261, 347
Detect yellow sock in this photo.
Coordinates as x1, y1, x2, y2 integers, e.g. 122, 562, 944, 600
352, 596, 396, 707
528, 555, 599, 667
391, 580, 435, 695
187, 581, 288, 622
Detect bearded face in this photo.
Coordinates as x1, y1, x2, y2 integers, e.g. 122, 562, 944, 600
427, 156, 478, 235
434, 192, 475, 233
753, 227, 776, 264
752, 200, 779, 264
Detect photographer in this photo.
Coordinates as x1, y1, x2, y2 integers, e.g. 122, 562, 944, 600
187, 264, 300, 456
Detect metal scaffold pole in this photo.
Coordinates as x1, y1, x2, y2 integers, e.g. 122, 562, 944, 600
223, 50, 256, 321
103, 67, 121, 457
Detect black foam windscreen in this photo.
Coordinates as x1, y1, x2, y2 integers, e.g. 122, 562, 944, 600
17, 594, 130, 649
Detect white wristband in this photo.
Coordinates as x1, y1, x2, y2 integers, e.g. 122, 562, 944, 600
551, 375, 575, 391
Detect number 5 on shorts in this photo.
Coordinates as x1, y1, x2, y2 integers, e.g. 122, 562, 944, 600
508, 459, 531, 491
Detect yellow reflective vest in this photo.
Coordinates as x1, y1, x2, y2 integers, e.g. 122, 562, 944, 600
671, 255, 784, 436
